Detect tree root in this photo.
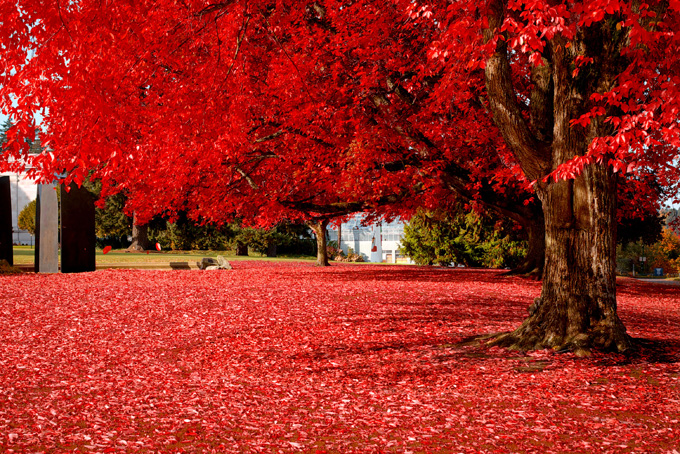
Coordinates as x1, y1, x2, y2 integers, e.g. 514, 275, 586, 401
501, 265, 542, 280
485, 317, 632, 355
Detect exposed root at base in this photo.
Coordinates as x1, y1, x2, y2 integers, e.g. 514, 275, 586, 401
452, 332, 504, 348
485, 326, 633, 356
501, 266, 542, 280
450, 332, 677, 364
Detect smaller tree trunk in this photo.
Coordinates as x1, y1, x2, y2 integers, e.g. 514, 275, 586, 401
127, 212, 149, 252
505, 215, 545, 278
309, 219, 330, 266
266, 243, 277, 257
235, 242, 249, 256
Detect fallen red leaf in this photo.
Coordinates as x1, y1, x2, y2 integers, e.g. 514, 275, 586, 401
0, 263, 677, 452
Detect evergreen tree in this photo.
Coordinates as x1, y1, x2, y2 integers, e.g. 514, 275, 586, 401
0, 118, 12, 149
400, 207, 527, 269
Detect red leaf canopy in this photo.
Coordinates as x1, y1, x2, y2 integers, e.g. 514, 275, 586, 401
1, 0, 678, 223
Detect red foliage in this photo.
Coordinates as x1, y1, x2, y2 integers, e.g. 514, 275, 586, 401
3, 1, 677, 225
1, 263, 678, 452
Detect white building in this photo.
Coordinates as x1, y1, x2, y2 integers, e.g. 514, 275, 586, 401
328, 215, 411, 263
1, 171, 37, 245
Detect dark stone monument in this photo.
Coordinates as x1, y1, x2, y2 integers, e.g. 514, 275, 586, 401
35, 183, 60, 273
60, 182, 96, 273
0, 176, 12, 266
34, 185, 40, 270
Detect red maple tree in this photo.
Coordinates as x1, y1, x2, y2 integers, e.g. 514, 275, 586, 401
2, 0, 679, 353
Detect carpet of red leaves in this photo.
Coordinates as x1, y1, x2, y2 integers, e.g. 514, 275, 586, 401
1, 262, 679, 453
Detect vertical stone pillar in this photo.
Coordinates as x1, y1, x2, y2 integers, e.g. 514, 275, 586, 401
35, 183, 59, 273
60, 182, 96, 273
0, 176, 12, 265
353, 228, 360, 258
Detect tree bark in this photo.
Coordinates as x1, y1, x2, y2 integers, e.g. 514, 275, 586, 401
494, 167, 629, 354
483, 0, 630, 353
127, 212, 149, 252
504, 213, 545, 278
309, 219, 330, 266
235, 242, 248, 256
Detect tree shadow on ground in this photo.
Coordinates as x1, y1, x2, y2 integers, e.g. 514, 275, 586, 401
320, 266, 515, 284
448, 332, 680, 367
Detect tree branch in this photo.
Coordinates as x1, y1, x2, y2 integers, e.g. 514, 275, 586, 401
195, 1, 236, 17
483, 0, 550, 181
529, 52, 554, 143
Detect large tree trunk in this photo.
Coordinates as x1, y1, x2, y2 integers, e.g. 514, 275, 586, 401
127, 212, 149, 252
309, 219, 330, 266
494, 167, 629, 354
483, 1, 631, 353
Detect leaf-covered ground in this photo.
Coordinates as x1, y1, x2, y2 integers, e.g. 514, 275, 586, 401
1, 262, 679, 453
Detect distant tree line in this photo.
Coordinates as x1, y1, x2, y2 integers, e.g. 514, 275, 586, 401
616, 208, 680, 276
17, 180, 316, 256
400, 204, 678, 275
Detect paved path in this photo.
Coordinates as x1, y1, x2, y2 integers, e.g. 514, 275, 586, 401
634, 278, 680, 286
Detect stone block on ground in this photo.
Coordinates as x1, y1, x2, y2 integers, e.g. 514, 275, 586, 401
170, 262, 191, 270
216, 255, 232, 269
197, 258, 218, 270
197, 256, 232, 270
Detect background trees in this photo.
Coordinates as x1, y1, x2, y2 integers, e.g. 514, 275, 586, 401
617, 209, 680, 277
400, 207, 527, 268
17, 200, 37, 236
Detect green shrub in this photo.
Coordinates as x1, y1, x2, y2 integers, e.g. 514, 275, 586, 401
400, 207, 527, 268
18, 200, 36, 235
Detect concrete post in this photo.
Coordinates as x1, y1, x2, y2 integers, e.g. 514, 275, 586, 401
35, 183, 59, 273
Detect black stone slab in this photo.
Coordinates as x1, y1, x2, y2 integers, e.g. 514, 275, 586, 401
60, 182, 95, 273
34, 184, 40, 271
0, 176, 12, 266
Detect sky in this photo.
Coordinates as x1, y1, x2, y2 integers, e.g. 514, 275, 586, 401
0, 111, 43, 127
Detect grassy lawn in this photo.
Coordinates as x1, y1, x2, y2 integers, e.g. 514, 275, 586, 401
12, 245, 317, 267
